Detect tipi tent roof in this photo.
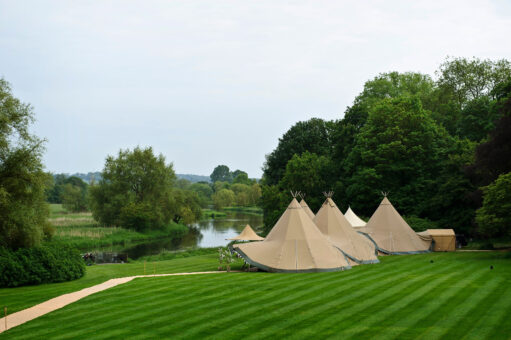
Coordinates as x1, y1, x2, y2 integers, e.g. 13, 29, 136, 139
233, 198, 351, 273
358, 197, 432, 254
313, 198, 378, 264
344, 206, 367, 228
228, 225, 264, 241
299, 199, 315, 220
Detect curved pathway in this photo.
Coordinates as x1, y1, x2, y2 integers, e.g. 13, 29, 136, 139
0, 271, 233, 334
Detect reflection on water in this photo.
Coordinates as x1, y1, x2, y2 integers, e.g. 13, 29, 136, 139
114, 211, 263, 260
194, 213, 263, 247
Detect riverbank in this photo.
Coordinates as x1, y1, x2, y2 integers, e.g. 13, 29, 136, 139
48, 204, 189, 250
222, 206, 263, 215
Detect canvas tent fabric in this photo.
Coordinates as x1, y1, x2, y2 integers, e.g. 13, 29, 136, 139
417, 229, 456, 252
313, 198, 379, 264
228, 225, 264, 241
233, 198, 351, 273
358, 197, 432, 254
299, 199, 315, 220
344, 206, 367, 228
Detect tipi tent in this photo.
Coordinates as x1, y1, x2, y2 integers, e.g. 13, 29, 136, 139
344, 206, 367, 228
228, 225, 264, 241
299, 199, 315, 220
233, 198, 351, 273
358, 197, 432, 254
313, 198, 379, 264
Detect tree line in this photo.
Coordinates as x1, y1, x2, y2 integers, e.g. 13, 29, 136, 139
260, 57, 511, 240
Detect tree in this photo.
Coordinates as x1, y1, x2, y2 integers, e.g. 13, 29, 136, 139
189, 182, 213, 208
60, 176, 88, 212
169, 189, 202, 225
436, 57, 511, 109
0, 78, 51, 249
232, 171, 252, 185
476, 172, 511, 238
280, 152, 333, 212
345, 96, 451, 217
456, 96, 496, 141
210, 165, 231, 183
260, 185, 288, 234
212, 189, 235, 210
330, 72, 436, 190
89, 147, 177, 231
263, 118, 332, 185
61, 183, 88, 212
46, 174, 67, 203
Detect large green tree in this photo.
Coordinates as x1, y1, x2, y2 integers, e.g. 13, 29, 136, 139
476, 172, 511, 238
89, 147, 177, 231
263, 118, 332, 186
345, 96, 451, 217
61, 176, 88, 212
210, 165, 232, 183
0, 79, 51, 249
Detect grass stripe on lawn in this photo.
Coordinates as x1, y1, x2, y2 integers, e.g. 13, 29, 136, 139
330, 261, 470, 339
181, 258, 425, 338
282, 261, 465, 339
388, 266, 491, 339
461, 285, 511, 340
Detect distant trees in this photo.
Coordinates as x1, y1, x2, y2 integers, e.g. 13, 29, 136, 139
210, 165, 232, 183
212, 189, 236, 210
0, 78, 52, 250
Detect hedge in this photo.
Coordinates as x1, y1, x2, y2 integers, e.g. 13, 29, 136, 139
0, 244, 85, 288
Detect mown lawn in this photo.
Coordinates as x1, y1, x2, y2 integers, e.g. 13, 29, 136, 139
2, 252, 511, 339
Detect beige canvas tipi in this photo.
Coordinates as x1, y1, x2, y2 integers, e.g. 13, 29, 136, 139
228, 225, 264, 241
358, 197, 432, 254
344, 206, 367, 228
299, 199, 315, 220
313, 198, 378, 264
233, 198, 351, 272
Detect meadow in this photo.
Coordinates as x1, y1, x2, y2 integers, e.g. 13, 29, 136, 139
48, 204, 188, 250
2, 251, 510, 339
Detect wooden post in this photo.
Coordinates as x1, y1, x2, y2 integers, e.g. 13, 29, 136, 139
144, 261, 146, 275
4, 306, 7, 331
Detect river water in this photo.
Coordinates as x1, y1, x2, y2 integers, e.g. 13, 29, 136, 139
113, 211, 263, 260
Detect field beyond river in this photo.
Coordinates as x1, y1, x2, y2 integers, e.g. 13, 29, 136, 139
48, 204, 263, 259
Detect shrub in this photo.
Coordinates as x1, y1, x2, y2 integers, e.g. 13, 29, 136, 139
404, 215, 439, 232
0, 244, 85, 287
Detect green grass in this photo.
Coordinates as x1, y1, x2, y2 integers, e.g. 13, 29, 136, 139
2, 252, 511, 339
201, 209, 227, 219
222, 206, 263, 215
0, 252, 239, 315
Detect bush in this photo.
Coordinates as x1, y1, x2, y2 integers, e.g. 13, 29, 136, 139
0, 244, 85, 287
404, 215, 439, 232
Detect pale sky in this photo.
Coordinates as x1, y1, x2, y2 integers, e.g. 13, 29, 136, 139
1, 1, 510, 178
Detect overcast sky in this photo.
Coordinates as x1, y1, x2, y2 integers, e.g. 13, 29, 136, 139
1, 1, 511, 178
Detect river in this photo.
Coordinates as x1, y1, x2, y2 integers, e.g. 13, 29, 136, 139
104, 211, 263, 260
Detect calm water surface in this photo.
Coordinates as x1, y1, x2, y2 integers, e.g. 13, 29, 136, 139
105, 211, 263, 260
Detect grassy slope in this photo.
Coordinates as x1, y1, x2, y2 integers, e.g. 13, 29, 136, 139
3, 252, 511, 339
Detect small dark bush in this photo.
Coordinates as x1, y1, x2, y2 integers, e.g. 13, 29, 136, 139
404, 215, 439, 232
0, 244, 85, 288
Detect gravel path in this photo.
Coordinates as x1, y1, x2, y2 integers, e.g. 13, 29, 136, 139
0, 271, 230, 333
